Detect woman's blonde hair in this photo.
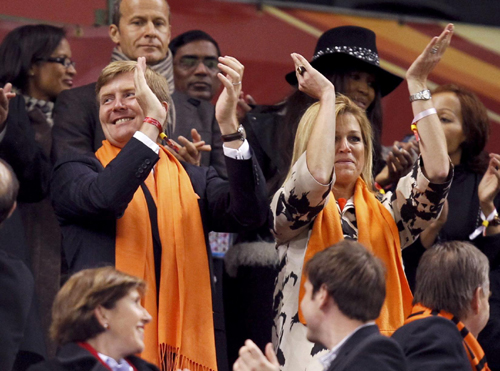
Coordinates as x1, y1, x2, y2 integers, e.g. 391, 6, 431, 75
284, 94, 373, 187
50, 266, 146, 346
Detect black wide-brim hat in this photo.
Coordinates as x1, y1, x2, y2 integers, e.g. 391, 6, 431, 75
285, 26, 403, 97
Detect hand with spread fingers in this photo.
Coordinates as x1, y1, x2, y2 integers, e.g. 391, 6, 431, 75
134, 57, 167, 129
406, 23, 454, 85
215, 56, 244, 136
0, 83, 16, 130
291, 53, 335, 100
233, 340, 279, 371
478, 153, 500, 216
167, 128, 212, 166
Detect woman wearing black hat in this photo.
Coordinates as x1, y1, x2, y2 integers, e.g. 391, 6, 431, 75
243, 25, 404, 197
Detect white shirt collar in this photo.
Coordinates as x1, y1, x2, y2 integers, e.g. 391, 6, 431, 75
97, 352, 133, 371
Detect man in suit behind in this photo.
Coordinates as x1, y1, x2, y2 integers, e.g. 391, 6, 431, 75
234, 240, 407, 371
392, 241, 491, 371
51, 0, 227, 178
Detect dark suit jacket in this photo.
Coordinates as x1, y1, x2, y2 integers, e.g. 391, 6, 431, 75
51, 83, 227, 178
391, 316, 471, 371
50, 137, 266, 270
27, 342, 159, 371
0, 95, 51, 202
326, 325, 407, 371
0, 250, 35, 371
50, 136, 267, 371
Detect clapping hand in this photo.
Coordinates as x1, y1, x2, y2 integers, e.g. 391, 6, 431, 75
291, 53, 335, 100
0, 83, 16, 130
406, 24, 454, 85
134, 57, 167, 127
166, 128, 212, 166
478, 153, 500, 215
216, 56, 244, 134
376, 141, 419, 188
233, 340, 279, 371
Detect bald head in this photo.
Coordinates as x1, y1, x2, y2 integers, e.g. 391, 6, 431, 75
0, 159, 18, 224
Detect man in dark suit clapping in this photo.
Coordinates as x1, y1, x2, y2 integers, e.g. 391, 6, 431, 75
234, 240, 407, 371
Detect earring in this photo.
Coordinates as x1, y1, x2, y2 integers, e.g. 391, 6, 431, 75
29, 71, 35, 76
103, 323, 109, 329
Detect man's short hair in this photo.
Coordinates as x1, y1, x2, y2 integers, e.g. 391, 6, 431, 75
304, 240, 386, 322
169, 30, 221, 57
413, 241, 489, 319
0, 159, 19, 224
50, 266, 146, 346
111, 0, 171, 26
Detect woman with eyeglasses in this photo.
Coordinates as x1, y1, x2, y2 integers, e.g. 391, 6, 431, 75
0, 24, 77, 361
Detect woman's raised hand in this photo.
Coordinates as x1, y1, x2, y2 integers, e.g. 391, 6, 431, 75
291, 53, 335, 100
406, 24, 454, 85
134, 57, 167, 125
215, 56, 244, 133
0, 83, 15, 129
478, 153, 500, 215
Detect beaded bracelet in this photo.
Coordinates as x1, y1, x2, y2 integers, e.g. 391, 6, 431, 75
410, 108, 437, 142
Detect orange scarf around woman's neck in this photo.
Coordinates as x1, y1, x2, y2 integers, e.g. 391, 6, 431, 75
298, 177, 413, 336
406, 304, 490, 371
95, 140, 217, 371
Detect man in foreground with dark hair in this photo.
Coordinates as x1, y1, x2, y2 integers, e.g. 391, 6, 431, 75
234, 240, 407, 371
0, 159, 39, 371
392, 241, 491, 371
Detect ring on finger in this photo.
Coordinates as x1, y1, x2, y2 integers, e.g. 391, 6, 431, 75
232, 81, 242, 86
430, 46, 439, 54
297, 66, 306, 75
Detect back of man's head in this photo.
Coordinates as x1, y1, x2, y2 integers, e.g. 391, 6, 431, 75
0, 159, 19, 225
169, 30, 221, 57
304, 240, 386, 322
413, 241, 489, 319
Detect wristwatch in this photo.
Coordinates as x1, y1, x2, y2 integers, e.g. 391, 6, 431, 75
221, 125, 246, 142
409, 89, 431, 102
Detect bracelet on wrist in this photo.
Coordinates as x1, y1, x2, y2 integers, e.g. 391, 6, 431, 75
410, 108, 437, 142
143, 117, 167, 140
470, 208, 499, 240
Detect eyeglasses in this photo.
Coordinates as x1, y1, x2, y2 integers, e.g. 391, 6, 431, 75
176, 56, 219, 71
36, 56, 76, 69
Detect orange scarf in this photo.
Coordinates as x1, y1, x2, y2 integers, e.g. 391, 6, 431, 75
406, 304, 490, 371
96, 140, 217, 371
298, 177, 413, 336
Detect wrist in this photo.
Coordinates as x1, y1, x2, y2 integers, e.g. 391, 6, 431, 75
319, 89, 336, 103
480, 202, 496, 217
407, 81, 428, 95
219, 118, 239, 136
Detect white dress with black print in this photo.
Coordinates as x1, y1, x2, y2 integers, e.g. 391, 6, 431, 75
271, 153, 452, 371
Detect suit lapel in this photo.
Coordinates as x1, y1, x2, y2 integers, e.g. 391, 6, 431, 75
327, 325, 379, 371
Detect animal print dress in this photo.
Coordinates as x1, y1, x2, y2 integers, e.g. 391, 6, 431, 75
271, 153, 452, 371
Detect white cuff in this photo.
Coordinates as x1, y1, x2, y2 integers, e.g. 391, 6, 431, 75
223, 139, 251, 160
134, 131, 159, 154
